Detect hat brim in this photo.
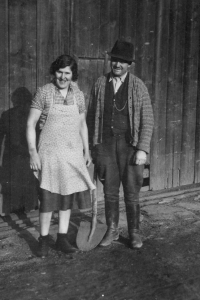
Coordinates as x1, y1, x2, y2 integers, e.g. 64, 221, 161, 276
107, 52, 135, 63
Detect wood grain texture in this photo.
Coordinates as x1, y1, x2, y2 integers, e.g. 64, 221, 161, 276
71, 0, 100, 58
78, 58, 104, 108
9, 0, 37, 97
37, 0, 70, 87
119, 0, 137, 44
150, 0, 170, 190
0, 0, 200, 202
180, 0, 199, 186
164, 0, 184, 188
170, 0, 187, 187
99, 0, 120, 57
0, 0, 9, 113
134, 0, 157, 168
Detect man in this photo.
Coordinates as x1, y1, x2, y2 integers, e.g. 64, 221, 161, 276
87, 40, 154, 249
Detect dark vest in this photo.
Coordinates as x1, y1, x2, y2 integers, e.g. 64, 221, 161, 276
103, 73, 130, 138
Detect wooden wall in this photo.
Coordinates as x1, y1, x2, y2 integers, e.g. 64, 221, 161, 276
0, 0, 200, 196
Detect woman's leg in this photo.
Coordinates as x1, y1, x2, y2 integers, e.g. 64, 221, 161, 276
40, 211, 53, 236
37, 211, 52, 258
56, 209, 78, 253
58, 209, 71, 233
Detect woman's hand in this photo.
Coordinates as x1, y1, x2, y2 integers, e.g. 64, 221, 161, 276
84, 150, 92, 167
30, 150, 41, 171
79, 112, 92, 167
27, 108, 42, 172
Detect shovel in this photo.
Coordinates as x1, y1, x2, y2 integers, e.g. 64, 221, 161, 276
76, 167, 107, 251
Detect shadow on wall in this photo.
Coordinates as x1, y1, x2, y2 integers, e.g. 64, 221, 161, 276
0, 87, 38, 215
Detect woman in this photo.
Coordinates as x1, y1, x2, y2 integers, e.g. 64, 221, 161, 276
26, 55, 95, 258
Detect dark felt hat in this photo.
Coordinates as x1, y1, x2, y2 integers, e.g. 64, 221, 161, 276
108, 40, 135, 62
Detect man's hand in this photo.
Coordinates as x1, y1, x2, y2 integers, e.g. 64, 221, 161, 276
135, 150, 147, 165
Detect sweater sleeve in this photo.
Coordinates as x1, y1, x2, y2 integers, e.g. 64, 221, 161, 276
136, 85, 154, 154
86, 84, 96, 149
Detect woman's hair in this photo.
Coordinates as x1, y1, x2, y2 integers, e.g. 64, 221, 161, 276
50, 54, 78, 81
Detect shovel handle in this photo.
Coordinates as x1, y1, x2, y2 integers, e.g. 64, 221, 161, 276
88, 166, 98, 241
92, 166, 98, 214
88, 214, 97, 242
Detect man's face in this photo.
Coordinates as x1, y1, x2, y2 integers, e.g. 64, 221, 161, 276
110, 57, 131, 77
55, 66, 73, 89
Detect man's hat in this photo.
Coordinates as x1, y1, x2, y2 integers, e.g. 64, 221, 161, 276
107, 40, 135, 62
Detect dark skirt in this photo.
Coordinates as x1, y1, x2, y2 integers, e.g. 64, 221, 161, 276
38, 188, 92, 213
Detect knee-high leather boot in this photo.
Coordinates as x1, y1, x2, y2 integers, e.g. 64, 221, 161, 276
99, 200, 119, 247
126, 203, 143, 249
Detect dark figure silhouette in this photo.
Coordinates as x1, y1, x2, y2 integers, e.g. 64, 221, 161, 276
0, 87, 38, 215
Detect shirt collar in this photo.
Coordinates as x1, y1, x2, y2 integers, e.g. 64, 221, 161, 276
109, 72, 128, 83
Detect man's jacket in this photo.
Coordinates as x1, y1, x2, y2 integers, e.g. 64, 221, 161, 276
87, 72, 154, 154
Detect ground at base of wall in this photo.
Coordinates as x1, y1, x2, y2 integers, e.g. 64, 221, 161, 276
1, 196, 200, 300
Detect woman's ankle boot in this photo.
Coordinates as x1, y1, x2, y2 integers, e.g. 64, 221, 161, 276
37, 235, 49, 258
56, 233, 78, 254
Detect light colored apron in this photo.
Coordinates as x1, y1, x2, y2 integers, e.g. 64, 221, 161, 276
35, 91, 95, 195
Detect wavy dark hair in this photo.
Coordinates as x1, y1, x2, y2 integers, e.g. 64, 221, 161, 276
50, 55, 78, 81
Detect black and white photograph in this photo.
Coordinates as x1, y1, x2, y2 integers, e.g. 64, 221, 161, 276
0, 0, 199, 299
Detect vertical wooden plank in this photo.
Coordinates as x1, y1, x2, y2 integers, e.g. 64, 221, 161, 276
165, 0, 181, 189
103, 52, 110, 74
9, 0, 37, 98
150, 0, 170, 190
99, 0, 120, 58
134, 0, 157, 94
0, 0, 9, 113
37, 0, 70, 87
71, 0, 100, 58
132, 0, 157, 173
119, 0, 137, 44
171, 0, 187, 187
195, 2, 200, 183
0, 0, 8, 214
195, 76, 200, 183
180, 0, 199, 186
194, 0, 200, 184
78, 58, 104, 203
78, 59, 104, 107
118, 0, 137, 75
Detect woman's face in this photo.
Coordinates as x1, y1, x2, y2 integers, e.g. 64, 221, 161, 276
55, 66, 73, 89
